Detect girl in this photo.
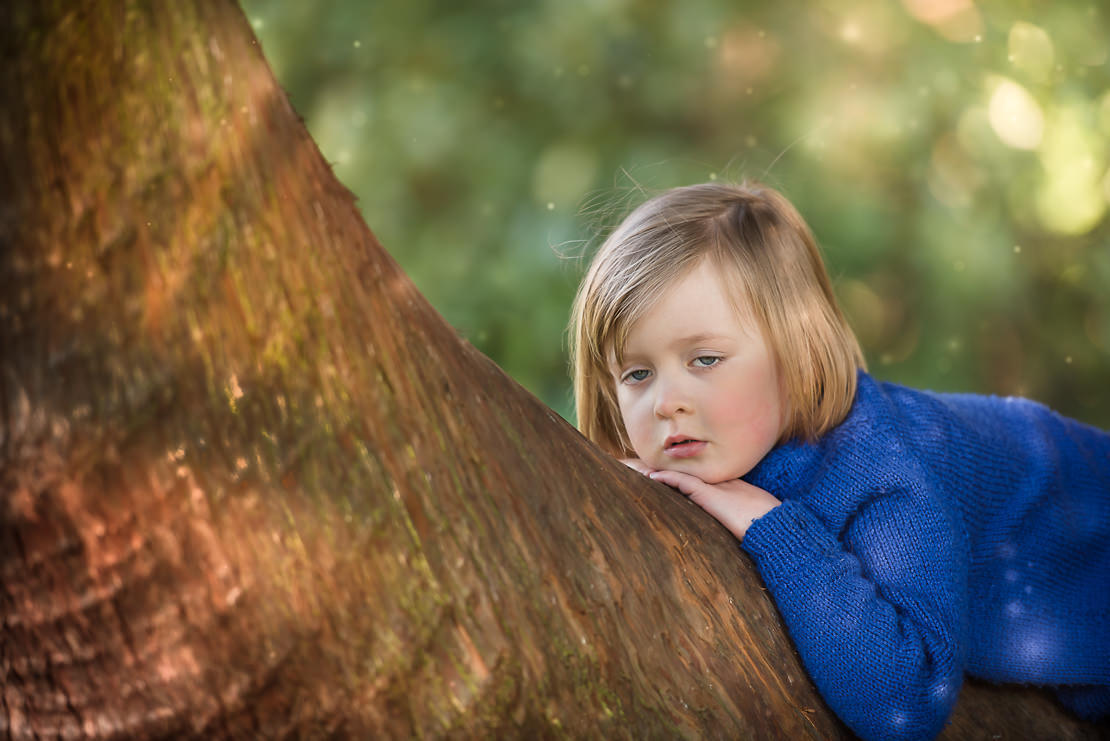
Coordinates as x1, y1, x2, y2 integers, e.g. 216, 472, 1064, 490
570, 181, 1110, 740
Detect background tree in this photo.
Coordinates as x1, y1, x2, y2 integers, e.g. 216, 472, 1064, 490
0, 1, 1103, 738
242, 0, 1110, 427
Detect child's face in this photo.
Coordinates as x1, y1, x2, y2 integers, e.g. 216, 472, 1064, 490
609, 259, 785, 484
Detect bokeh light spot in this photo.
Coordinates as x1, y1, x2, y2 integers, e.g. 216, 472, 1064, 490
901, 0, 982, 42
1007, 22, 1054, 83
987, 78, 1043, 150
1036, 106, 1107, 234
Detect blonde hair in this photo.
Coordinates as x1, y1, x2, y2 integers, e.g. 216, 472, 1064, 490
570, 181, 865, 457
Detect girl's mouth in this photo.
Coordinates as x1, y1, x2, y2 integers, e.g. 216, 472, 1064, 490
664, 438, 707, 458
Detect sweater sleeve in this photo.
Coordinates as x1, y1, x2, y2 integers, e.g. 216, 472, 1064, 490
741, 490, 967, 741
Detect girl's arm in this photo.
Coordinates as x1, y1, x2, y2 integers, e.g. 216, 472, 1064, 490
739, 487, 967, 741
633, 462, 967, 740
645, 469, 780, 540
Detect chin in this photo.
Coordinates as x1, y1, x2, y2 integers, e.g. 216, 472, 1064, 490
701, 464, 753, 484
662, 459, 750, 484
676, 466, 731, 485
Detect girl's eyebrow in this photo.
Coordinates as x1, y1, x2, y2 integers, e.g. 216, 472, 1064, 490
619, 333, 734, 364
662, 332, 737, 349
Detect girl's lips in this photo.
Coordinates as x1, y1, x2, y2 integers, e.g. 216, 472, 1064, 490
663, 440, 707, 459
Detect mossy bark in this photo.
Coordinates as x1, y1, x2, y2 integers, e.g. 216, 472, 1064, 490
0, 1, 1103, 739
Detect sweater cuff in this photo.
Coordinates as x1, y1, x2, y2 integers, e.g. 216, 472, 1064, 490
741, 499, 843, 588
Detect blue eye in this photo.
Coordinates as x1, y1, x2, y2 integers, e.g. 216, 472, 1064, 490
693, 356, 721, 368
623, 369, 651, 383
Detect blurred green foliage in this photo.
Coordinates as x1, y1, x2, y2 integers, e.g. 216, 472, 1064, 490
240, 0, 1110, 429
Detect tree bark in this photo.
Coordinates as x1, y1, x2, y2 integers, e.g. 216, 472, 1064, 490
0, 1, 1102, 738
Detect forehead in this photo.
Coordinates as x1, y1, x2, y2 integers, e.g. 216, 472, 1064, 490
611, 259, 756, 360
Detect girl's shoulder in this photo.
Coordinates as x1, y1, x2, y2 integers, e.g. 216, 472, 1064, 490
851, 372, 1110, 510
863, 372, 1109, 453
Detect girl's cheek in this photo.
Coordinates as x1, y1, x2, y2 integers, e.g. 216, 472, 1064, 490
625, 407, 654, 458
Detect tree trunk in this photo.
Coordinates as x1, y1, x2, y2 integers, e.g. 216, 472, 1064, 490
0, 1, 1102, 738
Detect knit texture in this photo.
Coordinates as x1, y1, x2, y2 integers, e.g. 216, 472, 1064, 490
740, 371, 1110, 740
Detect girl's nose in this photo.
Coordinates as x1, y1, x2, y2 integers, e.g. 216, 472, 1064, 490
653, 377, 691, 418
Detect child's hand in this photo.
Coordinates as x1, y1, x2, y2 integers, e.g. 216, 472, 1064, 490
647, 470, 780, 541
619, 458, 658, 477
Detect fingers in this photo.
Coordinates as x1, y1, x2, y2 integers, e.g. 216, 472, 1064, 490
619, 458, 657, 477
647, 469, 706, 497
647, 470, 781, 541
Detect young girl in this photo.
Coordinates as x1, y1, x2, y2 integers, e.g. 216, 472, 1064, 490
570, 181, 1109, 740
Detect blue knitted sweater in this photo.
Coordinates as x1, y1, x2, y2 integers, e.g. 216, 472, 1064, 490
740, 371, 1110, 740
